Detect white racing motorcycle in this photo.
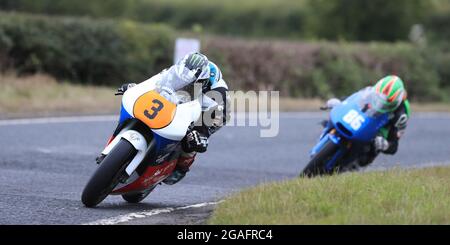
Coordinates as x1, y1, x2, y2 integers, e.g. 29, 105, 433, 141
81, 81, 201, 208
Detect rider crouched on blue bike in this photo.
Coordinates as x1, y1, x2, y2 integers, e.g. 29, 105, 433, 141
110, 52, 231, 185
324, 75, 411, 168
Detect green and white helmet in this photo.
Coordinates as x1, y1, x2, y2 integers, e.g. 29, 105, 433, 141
371, 75, 407, 113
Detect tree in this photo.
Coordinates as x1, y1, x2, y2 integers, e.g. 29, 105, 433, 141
306, 0, 433, 41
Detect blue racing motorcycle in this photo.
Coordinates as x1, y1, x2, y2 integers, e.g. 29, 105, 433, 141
301, 88, 390, 177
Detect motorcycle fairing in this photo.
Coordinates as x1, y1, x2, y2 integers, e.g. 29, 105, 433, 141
330, 92, 389, 142
112, 158, 178, 194
105, 79, 201, 194
310, 129, 345, 172
119, 103, 133, 124
133, 91, 177, 130
310, 130, 341, 157
122, 81, 202, 141
309, 90, 390, 172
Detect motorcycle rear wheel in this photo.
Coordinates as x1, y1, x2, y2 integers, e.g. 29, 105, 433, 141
81, 139, 137, 208
301, 140, 339, 178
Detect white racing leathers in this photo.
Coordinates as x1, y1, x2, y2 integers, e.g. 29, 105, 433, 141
140, 65, 230, 138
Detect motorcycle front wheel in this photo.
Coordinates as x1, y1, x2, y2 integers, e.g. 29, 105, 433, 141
81, 139, 137, 208
301, 140, 339, 178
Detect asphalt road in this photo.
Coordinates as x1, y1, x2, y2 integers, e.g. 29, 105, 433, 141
0, 112, 449, 225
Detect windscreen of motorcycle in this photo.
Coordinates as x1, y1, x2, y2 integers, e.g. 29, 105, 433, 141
133, 91, 177, 129
330, 89, 389, 142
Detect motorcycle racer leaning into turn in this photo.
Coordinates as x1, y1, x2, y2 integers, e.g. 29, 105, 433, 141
322, 75, 411, 169
100, 52, 231, 185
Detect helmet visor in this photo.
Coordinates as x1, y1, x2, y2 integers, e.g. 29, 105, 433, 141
369, 90, 399, 113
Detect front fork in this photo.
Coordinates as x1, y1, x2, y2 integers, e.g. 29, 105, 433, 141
312, 127, 352, 172
102, 129, 148, 176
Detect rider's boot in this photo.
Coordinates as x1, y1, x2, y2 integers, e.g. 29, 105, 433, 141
163, 151, 197, 185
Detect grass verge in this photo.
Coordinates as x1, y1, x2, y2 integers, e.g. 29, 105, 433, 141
209, 166, 450, 224
0, 73, 448, 118
0, 73, 120, 118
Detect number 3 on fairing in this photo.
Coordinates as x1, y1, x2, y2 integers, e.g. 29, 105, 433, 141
144, 99, 164, 119
343, 109, 365, 130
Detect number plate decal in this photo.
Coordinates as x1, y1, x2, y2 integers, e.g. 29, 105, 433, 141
342, 109, 365, 130
133, 91, 176, 129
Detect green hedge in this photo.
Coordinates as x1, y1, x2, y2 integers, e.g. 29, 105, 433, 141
203, 38, 448, 102
0, 12, 174, 85
1, 12, 448, 102
0, 0, 308, 38
2, 0, 446, 42
426, 12, 450, 42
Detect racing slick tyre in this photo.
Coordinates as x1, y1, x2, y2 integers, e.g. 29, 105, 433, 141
301, 140, 339, 178
82, 139, 137, 208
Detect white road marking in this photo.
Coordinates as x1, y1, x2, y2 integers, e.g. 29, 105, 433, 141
0, 115, 117, 126
83, 201, 222, 225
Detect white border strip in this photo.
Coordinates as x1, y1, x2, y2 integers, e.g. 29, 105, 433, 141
83, 201, 221, 225
0, 115, 117, 126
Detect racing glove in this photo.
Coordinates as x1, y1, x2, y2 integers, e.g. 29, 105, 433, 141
157, 85, 180, 104
321, 98, 342, 110
115, 83, 136, 95
374, 136, 390, 152
182, 130, 208, 153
